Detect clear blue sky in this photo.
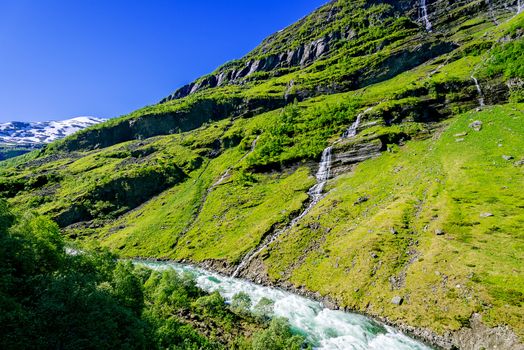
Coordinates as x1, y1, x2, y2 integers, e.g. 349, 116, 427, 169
0, 0, 327, 122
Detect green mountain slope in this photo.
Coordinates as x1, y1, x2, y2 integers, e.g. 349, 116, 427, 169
1, 1, 523, 348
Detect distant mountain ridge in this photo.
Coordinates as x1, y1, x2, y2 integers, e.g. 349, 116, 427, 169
0, 116, 105, 145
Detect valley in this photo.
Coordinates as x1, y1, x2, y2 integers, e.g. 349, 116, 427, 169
1, 1, 523, 349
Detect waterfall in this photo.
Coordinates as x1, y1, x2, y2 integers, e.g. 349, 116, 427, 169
519, 0, 522, 13
308, 147, 333, 201
342, 114, 361, 139
471, 76, 485, 107
233, 107, 372, 276
233, 106, 373, 276
342, 107, 373, 139
420, 0, 433, 32
232, 146, 333, 277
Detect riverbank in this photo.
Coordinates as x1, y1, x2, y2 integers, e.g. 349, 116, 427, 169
134, 257, 435, 349
133, 256, 523, 350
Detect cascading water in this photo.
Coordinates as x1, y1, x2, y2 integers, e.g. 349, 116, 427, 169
342, 107, 373, 139
342, 115, 361, 139
518, 0, 522, 14
138, 260, 433, 350
233, 108, 371, 277
232, 146, 333, 277
308, 146, 333, 201
420, 0, 433, 32
471, 76, 485, 107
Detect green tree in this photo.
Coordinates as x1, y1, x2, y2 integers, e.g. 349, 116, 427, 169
231, 292, 252, 316
253, 297, 275, 319
252, 318, 307, 350
111, 261, 145, 316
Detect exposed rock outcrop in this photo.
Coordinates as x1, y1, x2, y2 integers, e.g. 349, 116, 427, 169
160, 0, 515, 102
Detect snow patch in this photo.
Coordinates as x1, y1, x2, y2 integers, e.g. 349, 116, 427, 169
0, 116, 106, 145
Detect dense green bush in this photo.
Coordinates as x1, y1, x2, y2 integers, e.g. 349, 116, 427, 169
482, 39, 524, 79
252, 318, 308, 350
246, 100, 358, 169
0, 201, 308, 349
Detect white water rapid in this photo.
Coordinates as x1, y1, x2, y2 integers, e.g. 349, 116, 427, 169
420, 0, 433, 32
137, 260, 433, 350
471, 76, 485, 107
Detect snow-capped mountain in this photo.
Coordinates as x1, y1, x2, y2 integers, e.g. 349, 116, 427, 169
0, 116, 106, 145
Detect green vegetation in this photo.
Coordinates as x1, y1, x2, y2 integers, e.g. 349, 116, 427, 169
0, 202, 307, 349
0, 144, 39, 161
263, 104, 524, 335
1, 0, 523, 347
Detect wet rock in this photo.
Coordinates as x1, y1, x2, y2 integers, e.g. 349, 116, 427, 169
391, 296, 404, 305
454, 132, 468, 137
390, 228, 398, 235
502, 155, 514, 161
480, 212, 494, 218
514, 159, 524, 167
469, 120, 483, 131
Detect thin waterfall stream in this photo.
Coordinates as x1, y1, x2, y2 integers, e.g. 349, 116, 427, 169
420, 0, 433, 32
471, 76, 485, 107
232, 146, 333, 277
233, 109, 368, 277
137, 260, 433, 350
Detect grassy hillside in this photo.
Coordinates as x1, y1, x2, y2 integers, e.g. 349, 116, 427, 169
263, 104, 524, 335
1, 1, 523, 348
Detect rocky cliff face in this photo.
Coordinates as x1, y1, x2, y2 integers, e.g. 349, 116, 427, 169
54, 0, 519, 154
160, 0, 518, 102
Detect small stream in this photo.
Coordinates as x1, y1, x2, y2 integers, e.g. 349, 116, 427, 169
232, 108, 370, 277
137, 260, 433, 350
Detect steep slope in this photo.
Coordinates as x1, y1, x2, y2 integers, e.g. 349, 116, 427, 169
1, 1, 523, 349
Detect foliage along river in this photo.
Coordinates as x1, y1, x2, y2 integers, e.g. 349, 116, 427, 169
136, 260, 433, 350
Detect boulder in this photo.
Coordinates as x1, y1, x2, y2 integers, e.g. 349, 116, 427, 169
469, 120, 483, 131
435, 228, 445, 235
391, 296, 404, 305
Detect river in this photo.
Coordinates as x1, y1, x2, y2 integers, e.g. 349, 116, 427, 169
136, 260, 433, 350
